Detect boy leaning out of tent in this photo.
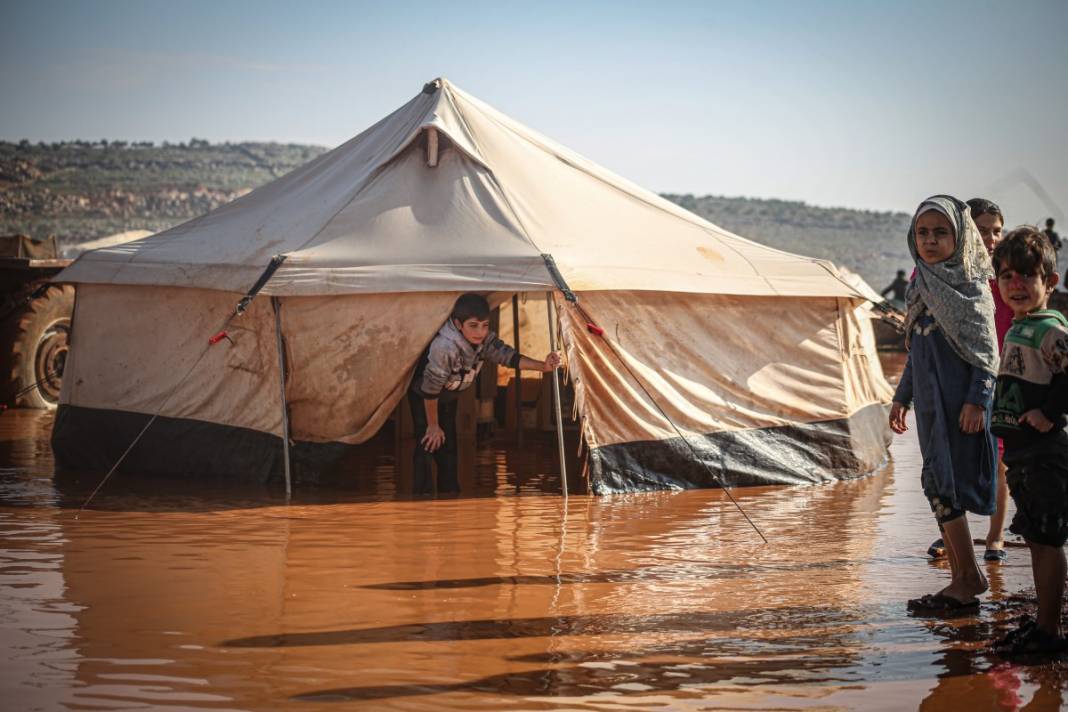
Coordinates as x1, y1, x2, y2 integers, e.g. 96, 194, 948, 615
408, 293, 561, 495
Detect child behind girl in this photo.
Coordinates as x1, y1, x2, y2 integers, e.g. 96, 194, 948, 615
889, 195, 1000, 611
971, 198, 1014, 560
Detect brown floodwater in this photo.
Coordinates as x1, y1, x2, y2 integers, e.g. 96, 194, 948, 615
2, 354, 1067, 711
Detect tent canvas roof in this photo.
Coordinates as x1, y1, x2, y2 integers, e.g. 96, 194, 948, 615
58, 78, 861, 300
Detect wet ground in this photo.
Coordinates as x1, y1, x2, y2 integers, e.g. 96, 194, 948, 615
2, 355, 1067, 711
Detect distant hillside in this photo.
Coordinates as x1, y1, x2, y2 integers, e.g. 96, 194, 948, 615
0, 139, 329, 244
0, 140, 910, 289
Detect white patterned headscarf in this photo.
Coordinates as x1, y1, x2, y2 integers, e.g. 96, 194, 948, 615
904, 194, 999, 375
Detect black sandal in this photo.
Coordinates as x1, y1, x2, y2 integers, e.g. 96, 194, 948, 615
993, 622, 1068, 657
906, 592, 980, 614
992, 616, 1035, 652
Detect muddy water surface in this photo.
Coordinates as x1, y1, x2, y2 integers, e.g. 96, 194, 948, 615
2, 356, 1067, 710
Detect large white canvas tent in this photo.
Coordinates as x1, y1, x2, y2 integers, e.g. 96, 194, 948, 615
52, 78, 893, 493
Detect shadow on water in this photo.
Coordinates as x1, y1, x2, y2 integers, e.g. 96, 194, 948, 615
223, 605, 874, 649
256, 605, 870, 702
359, 558, 863, 589
292, 657, 852, 702
279, 605, 1068, 704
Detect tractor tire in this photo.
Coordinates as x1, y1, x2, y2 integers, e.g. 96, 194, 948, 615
2, 285, 74, 409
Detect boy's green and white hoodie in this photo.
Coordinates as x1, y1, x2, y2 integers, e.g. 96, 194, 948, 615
992, 309, 1068, 448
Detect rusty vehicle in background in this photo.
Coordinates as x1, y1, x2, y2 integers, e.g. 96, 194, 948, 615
0, 234, 73, 408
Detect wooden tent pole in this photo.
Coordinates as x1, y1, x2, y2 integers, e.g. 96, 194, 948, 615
512, 293, 523, 449
546, 292, 568, 499
271, 296, 292, 497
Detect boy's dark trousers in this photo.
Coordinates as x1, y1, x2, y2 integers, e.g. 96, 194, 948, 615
407, 389, 460, 495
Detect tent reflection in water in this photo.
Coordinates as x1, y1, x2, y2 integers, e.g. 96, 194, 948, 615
51, 77, 893, 494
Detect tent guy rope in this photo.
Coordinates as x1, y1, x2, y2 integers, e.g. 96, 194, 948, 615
539, 252, 767, 543
569, 299, 770, 545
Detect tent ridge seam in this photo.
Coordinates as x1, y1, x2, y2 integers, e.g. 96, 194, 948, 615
443, 86, 549, 261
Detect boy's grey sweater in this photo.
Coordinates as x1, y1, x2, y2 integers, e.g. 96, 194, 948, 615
413, 319, 520, 398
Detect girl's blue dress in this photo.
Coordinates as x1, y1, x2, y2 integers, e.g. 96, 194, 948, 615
894, 310, 997, 515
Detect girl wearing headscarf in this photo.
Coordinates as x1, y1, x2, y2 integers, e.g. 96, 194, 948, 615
926, 198, 1013, 564
889, 195, 999, 612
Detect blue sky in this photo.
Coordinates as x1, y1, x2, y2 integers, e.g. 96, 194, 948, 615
2, 0, 1067, 222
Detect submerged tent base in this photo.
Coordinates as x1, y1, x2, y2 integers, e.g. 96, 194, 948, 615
587, 402, 891, 494
51, 404, 345, 486
53, 402, 890, 495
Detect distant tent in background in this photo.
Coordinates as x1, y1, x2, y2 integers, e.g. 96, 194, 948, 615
51, 77, 893, 494
835, 267, 891, 314
836, 267, 907, 353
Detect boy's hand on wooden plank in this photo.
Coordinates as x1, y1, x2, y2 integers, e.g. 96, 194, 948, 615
889, 401, 908, 434
542, 352, 561, 372
958, 403, 985, 434
421, 424, 446, 452
1018, 408, 1054, 433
